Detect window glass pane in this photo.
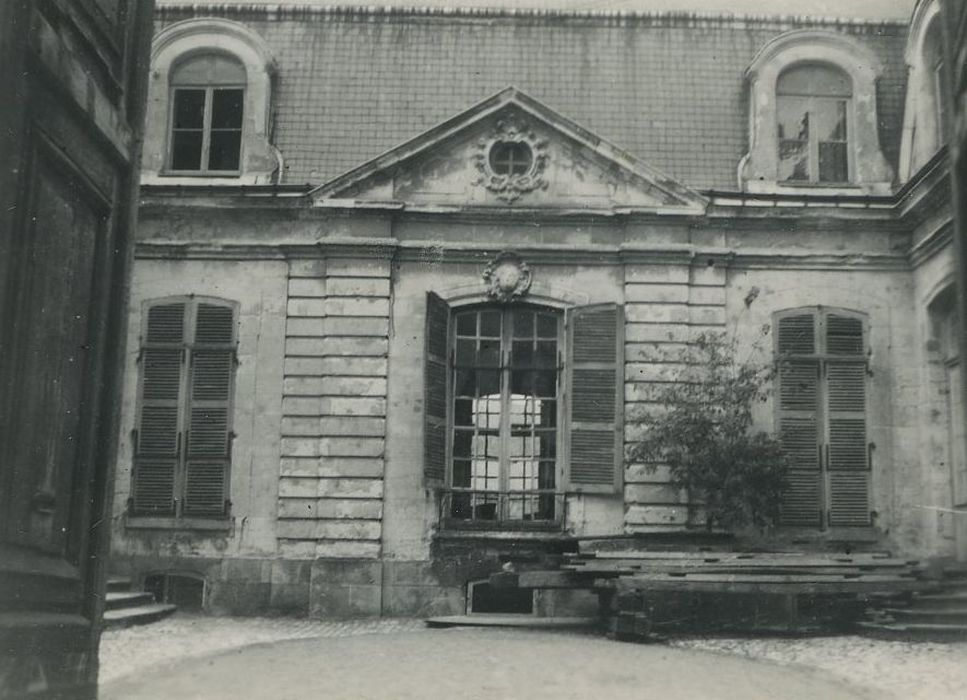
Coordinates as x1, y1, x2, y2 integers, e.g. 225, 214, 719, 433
537, 313, 557, 338
208, 131, 242, 171
171, 130, 203, 170
538, 461, 555, 489
456, 312, 476, 336
534, 371, 557, 398
513, 340, 534, 367
453, 431, 472, 459
512, 309, 534, 338
455, 369, 474, 397
538, 432, 556, 459
454, 399, 473, 426
211, 89, 244, 129
537, 401, 556, 428
172, 54, 246, 86
512, 370, 531, 396
819, 142, 849, 183
452, 461, 471, 488
477, 370, 499, 396
479, 311, 501, 338
479, 339, 500, 367
456, 339, 475, 366
536, 340, 557, 368
777, 64, 851, 97
778, 96, 810, 182
173, 89, 206, 129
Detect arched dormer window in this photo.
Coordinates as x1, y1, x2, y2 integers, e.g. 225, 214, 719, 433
169, 53, 246, 173
899, 1, 951, 181
143, 18, 280, 185
742, 30, 893, 193
777, 64, 852, 184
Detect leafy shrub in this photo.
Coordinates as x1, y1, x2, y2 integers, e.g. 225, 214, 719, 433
626, 330, 788, 531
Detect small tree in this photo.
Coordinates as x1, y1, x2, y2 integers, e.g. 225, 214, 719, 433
626, 330, 788, 531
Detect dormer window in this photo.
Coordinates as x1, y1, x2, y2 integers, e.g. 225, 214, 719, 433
143, 18, 279, 185
741, 30, 893, 193
169, 54, 246, 174
777, 64, 852, 184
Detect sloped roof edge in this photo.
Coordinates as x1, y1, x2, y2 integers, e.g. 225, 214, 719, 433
309, 86, 708, 210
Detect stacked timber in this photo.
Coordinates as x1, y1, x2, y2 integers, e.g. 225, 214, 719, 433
508, 549, 930, 636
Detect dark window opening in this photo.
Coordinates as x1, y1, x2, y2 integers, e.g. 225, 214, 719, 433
469, 581, 535, 614
144, 573, 205, 611
489, 141, 533, 176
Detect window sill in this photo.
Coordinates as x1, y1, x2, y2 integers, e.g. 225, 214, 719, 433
744, 180, 893, 197
435, 525, 570, 542
125, 515, 234, 532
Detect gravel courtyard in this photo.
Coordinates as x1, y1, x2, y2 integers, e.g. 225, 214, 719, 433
99, 614, 967, 699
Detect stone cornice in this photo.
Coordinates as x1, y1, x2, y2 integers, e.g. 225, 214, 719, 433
134, 239, 910, 272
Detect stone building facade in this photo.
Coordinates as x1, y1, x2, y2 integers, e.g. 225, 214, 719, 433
108, 1, 966, 617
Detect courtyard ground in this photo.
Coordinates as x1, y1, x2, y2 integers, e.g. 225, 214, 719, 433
98, 614, 967, 699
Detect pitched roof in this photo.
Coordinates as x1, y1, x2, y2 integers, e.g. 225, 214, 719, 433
156, 4, 909, 191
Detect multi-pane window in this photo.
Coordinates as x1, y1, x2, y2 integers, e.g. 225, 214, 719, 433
927, 21, 952, 145
489, 141, 534, 176
168, 54, 245, 173
132, 298, 237, 518
423, 295, 624, 528
777, 64, 852, 184
776, 308, 870, 528
449, 306, 561, 522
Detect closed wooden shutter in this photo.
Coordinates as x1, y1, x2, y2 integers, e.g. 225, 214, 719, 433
826, 359, 870, 526
566, 303, 624, 494
777, 313, 821, 526
133, 302, 185, 514
424, 293, 449, 484
185, 303, 235, 517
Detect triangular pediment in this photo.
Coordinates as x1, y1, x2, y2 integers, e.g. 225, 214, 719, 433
311, 87, 706, 214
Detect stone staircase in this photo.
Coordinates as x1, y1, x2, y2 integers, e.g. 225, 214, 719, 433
103, 576, 177, 628
859, 564, 967, 640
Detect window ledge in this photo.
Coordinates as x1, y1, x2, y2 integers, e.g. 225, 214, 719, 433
125, 515, 234, 532
744, 180, 893, 197
435, 527, 571, 543
140, 173, 265, 187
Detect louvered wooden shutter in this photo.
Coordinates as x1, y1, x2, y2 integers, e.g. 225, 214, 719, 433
133, 302, 185, 515
566, 303, 624, 494
424, 292, 449, 484
777, 314, 822, 526
184, 303, 235, 517
825, 314, 870, 526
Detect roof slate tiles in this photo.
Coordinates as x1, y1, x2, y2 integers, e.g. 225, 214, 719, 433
158, 6, 909, 191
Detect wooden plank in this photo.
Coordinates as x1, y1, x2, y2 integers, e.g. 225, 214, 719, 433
604, 577, 931, 595
563, 563, 919, 577
517, 571, 598, 589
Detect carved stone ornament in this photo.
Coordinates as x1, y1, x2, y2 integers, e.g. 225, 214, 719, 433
472, 118, 549, 203
483, 252, 533, 302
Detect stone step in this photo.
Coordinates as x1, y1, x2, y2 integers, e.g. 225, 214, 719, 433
103, 603, 177, 628
856, 620, 967, 640
106, 577, 132, 593
883, 606, 967, 624
105, 590, 156, 611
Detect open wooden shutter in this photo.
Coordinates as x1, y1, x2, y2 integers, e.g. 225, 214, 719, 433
777, 313, 821, 526
424, 292, 449, 484
133, 302, 185, 515
825, 314, 869, 526
184, 303, 235, 517
566, 303, 624, 494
